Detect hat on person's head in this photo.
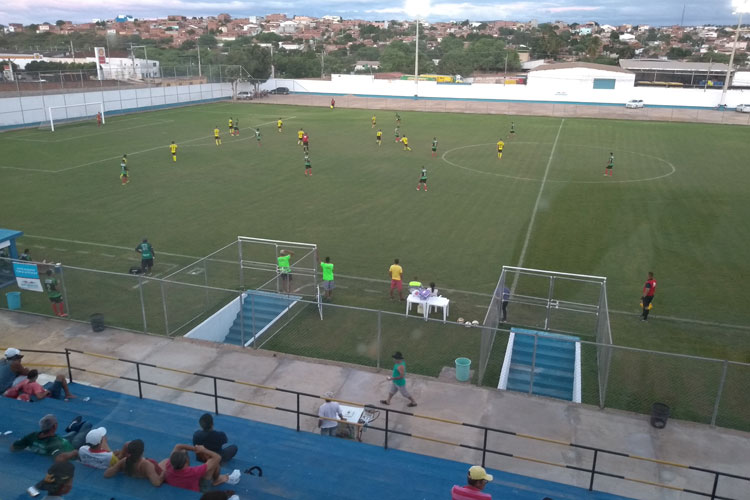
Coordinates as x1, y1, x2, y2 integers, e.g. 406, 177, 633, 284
468, 466, 493, 482
36, 461, 75, 492
85, 427, 107, 446
392, 351, 404, 360
323, 391, 335, 399
4, 347, 23, 360
39, 414, 57, 432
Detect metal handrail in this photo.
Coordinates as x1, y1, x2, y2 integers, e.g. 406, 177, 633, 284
14, 346, 741, 500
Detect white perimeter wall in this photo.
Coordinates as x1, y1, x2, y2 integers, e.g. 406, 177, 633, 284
256, 74, 750, 108
0, 82, 233, 129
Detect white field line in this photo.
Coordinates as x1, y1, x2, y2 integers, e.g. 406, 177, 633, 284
130, 263, 179, 289
23, 235, 198, 259
0, 117, 294, 174
3, 119, 174, 144
512, 118, 565, 291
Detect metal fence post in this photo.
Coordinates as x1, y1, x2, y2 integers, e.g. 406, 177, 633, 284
237, 239, 245, 289
65, 348, 73, 383
160, 280, 169, 336
384, 409, 389, 450
481, 428, 488, 467
239, 291, 245, 347
710, 360, 729, 427
213, 377, 219, 415
135, 362, 143, 399
58, 265, 70, 317
138, 275, 148, 333
377, 310, 382, 369
296, 393, 301, 432
589, 449, 599, 491
251, 293, 257, 349
529, 334, 538, 395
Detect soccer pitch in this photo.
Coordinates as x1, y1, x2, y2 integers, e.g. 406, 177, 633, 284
1, 102, 750, 391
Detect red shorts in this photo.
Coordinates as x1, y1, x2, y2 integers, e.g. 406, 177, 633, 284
390, 279, 402, 291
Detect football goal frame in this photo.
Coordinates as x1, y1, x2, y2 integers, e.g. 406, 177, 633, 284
45, 102, 105, 131
237, 236, 319, 297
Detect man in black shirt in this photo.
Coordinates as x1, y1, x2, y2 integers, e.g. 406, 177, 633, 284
192, 413, 238, 464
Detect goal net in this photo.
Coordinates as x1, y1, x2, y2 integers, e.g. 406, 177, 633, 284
477, 266, 612, 401
41, 102, 104, 131
237, 236, 318, 297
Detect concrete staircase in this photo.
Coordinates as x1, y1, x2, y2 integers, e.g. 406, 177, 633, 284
500, 328, 581, 402
224, 291, 300, 346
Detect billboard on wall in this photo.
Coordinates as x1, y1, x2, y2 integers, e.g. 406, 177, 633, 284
12, 262, 43, 292
95, 47, 107, 80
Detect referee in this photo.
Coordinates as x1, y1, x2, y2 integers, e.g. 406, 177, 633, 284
641, 272, 656, 321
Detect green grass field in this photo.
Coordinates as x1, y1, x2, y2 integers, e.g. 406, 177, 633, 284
2, 101, 750, 427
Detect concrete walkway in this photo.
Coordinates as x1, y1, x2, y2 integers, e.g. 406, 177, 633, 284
1, 310, 748, 500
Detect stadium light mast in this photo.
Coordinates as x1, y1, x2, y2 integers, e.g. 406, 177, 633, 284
414, 18, 419, 96
404, 0, 431, 97
720, 0, 750, 106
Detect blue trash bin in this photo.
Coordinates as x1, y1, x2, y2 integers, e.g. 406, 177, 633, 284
6, 292, 21, 310
455, 357, 471, 382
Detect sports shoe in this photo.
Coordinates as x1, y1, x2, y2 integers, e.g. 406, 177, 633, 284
65, 416, 83, 433
227, 469, 241, 485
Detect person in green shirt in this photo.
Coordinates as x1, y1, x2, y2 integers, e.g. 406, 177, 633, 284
44, 269, 67, 317
11, 414, 90, 456
135, 238, 155, 274
320, 256, 334, 300
304, 154, 312, 177
380, 351, 417, 407
277, 249, 295, 293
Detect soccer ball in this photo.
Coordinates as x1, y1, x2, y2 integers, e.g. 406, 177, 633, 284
457, 317, 465, 324
472, 320, 480, 326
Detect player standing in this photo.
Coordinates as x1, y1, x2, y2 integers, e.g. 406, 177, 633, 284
376, 128, 382, 146
136, 238, 155, 275
228, 117, 233, 136
395, 112, 401, 125
604, 152, 614, 177
214, 126, 221, 146
170, 141, 177, 163
120, 155, 129, 185
234, 118, 239, 137
497, 139, 504, 159
302, 133, 309, 152
431, 137, 438, 157
304, 153, 312, 176
96, 112, 102, 127
330, 97, 335, 109
277, 118, 283, 133
509, 121, 516, 138
416, 167, 427, 191
255, 128, 262, 146
372, 115, 377, 128
44, 269, 67, 317
641, 272, 656, 321
297, 128, 304, 145
402, 135, 411, 151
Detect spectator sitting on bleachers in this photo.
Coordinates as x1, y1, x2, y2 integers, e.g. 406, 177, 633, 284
161, 443, 229, 493
35, 460, 75, 498
451, 465, 494, 500
0, 348, 75, 399
4, 369, 67, 402
104, 439, 165, 486
11, 414, 92, 456
193, 413, 238, 464
56, 427, 126, 469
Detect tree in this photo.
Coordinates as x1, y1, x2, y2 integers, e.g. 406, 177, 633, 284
582, 35, 602, 59
379, 41, 412, 72
198, 33, 217, 48
645, 28, 658, 42
667, 47, 692, 59
609, 31, 620, 43
680, 33, 693, 44
440, 35, 464, 55
437, 48, 472, 75
55, 20, 65, 27
224, 44, 272, 79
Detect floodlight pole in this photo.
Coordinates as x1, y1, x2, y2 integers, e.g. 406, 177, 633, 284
720, 10, 744, 106
414, 18, 419, 97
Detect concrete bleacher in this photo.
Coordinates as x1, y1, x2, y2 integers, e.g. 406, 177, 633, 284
0, 383, 630, 500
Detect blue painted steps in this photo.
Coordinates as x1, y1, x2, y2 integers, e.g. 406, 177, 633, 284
224, 290, 301, 346
501, 328, 580, 402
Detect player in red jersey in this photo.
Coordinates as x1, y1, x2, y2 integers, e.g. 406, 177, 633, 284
641, 272, 656, 321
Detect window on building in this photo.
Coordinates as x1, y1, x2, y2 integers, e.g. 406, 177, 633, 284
593, 78, 616, 89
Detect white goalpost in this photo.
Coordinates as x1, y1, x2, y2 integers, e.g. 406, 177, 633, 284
43, 102, 105, 131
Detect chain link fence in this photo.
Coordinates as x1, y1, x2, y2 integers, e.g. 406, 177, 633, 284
2, 255, 749, 432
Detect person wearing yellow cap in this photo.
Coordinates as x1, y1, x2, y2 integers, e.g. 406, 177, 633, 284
451, 465, 494, 499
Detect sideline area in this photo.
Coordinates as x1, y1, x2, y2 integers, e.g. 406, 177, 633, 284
1, 310, 748, 499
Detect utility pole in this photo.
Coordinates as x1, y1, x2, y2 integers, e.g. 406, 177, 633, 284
680, 4, 686, 27
270, 45, 275, 79
504, 53, 509, 85
321, 49, 325, 78
70, 39, 75, 62
197, 43, 202, 77
720, 11, 744, 106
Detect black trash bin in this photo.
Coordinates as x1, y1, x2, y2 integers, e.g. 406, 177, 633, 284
650, 402, 670, 429
90, 313, 105, 332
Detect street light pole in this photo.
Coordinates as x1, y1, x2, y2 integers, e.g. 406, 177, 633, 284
720, 11, 744, 106
414, 19, 419, 97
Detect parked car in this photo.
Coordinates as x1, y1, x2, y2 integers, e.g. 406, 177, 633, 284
236, 91, 253, 100
735, 104, 750, 113
625, 99, 644, 109
270, 87, 290, 95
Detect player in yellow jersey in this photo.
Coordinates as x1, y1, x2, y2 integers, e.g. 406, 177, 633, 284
277, 118, 283, 133
297, 128, 304, 145
376, 128, 382, 146
170, 141, 177, 162
372, 115, 376, 128
214, 126, 221, 146
497, 139, 504, 159
402, 135, 411, 151
228, 117, 233, 136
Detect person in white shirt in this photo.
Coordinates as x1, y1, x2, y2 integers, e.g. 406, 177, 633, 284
58, 427, 125, 469
318, 391, 344, 437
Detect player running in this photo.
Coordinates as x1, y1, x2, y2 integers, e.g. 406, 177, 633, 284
395, 112, 401, 125
376, 128, 383, 146
120, 160, 129, 185
394, 126, 400, 143
416, 167, 428, 191
302, 133, 309, 152
228, 117, 233, 136
431, 137, 438, 157
509, 121, 516, 138
497, 139, 504, 159
372, 115, 377, 128
604, 152, 614, 176
214, 126, 221, 146
277, 118, 283, 133
298, 128, 304, 145
170, 141, 177, 162
402, 135, 411, 151
304, 153, 312, 176
255, 128, 262, 146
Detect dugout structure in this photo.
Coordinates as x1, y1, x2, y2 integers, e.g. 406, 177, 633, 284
478, 266, 613, 407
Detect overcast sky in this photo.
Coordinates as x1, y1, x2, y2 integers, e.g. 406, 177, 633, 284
0, 0, 745, 26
